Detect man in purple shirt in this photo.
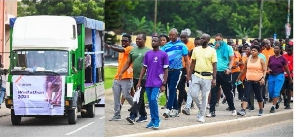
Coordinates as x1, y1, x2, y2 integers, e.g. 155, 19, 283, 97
137, 36, 169, 129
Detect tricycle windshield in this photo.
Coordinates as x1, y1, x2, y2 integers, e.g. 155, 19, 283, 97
11, 50, 69, 75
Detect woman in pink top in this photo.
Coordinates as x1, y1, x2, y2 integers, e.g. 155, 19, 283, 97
236, 45, 267, 116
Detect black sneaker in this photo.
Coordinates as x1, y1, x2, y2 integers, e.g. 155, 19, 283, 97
136, 115, 148, 123
222, 98, 227, 104
276, 100, 281, 109
248, 106, 255, 111
206, 111, 216, 117
237, 109, 246, 116
126, 117, 135, 124
270, 106, 275, 113
285, 105, 291, 109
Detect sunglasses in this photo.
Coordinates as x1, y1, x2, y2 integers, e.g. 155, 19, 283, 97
121, 40, 128, 42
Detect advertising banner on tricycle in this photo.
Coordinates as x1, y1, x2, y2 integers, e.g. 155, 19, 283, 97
12, 75, 65, 115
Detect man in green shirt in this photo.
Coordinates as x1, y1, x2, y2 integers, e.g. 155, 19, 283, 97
118, 34, 151, 124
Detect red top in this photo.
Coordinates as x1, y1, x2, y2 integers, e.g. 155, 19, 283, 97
283, 53, 293, 77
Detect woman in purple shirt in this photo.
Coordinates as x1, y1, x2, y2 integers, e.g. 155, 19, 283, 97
267, 45, 292, 113
137, 36, 169, 129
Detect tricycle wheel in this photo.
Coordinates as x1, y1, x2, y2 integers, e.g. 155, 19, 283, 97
11, 109, 21, 125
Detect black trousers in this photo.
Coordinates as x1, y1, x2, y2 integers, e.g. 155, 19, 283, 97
210, 71, 236, 112
261, 74, 269, 100
177, 68, 187, 109
130, 79, 147, 117
243, 80, 263, 102
231, 72, 243, 98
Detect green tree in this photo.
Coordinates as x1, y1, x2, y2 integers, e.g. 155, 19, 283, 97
105, 0, 139, 32
17, 0, 104, 21
125, 16, 149, 35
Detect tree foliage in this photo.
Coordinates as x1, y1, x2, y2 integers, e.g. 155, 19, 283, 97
17, 0, 104, 21
108, 0, 293, 39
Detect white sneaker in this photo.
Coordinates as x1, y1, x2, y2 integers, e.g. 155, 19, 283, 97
170, 109, 177, 117
232, 110, 237, 116
198, 116, 205, 123
197, 111, 201, 118
163, 109, 170, 118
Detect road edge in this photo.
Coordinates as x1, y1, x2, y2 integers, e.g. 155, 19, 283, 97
118, 110, 293, 137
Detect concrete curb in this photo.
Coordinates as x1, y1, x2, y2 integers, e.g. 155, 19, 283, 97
119, 110, 293, 137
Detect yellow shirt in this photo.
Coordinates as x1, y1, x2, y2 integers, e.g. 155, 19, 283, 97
191, 46, 217, 79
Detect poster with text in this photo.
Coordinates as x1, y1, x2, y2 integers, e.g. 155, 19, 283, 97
12, 75, 65, 115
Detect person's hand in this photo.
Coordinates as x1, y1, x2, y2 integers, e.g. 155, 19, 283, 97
267, 69, 272, 74
160, 85, 166, 92
105, 43, 111, 49
136, 83, 141, 90
211, 79, 216, 87
118, 73, 123, 80
186, 75, 190, 82
259, 79, 265, 85
225, 69, 231, 75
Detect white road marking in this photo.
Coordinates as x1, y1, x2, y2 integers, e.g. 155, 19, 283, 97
65, 122, 95, 135
99, 116, 105, 119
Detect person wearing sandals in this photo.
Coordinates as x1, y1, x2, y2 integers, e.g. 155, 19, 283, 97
236, 45, 267, 116
267, 45, 293, 113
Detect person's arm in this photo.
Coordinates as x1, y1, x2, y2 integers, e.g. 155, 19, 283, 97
105, 43, 125, 53
160, 68, 168, 92
237, 58, 248, 81
260, 58, 267, 85
184, 55, 190, 80
284, 64, 293, 82
136, 66, 147, 89
188, 59, 196, 80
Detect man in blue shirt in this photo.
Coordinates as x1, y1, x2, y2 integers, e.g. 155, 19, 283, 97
207, 33, 237, 117
161, 28, 189, 118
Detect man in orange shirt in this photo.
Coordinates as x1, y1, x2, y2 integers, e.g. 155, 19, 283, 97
261, 40, 275, 102
106, 34, 134, 121
178, 31, 195, 115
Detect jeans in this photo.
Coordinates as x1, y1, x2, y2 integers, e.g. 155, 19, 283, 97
166, 69, 181, 110
0, 87, 5, 104
268, 73, 285, 98
146, 87, 160, 124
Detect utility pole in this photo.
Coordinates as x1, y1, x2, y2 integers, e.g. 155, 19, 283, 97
259, 0, 264, 39
154, 0, 157, 33
286, 0, 291, 39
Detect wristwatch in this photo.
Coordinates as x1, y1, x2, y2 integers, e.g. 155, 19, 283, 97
162, 83, 166, 86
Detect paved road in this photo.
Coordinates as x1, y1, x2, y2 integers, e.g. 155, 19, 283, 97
0, 107, 105, 137
210, 119, 293, 137
105, 88, 293, 137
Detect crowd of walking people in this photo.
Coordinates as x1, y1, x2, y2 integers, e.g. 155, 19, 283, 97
106, 28, 293, 129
